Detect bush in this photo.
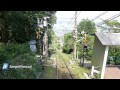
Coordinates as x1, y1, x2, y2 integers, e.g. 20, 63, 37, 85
5, 43, 31, 56
94, 73, 101, 79
0, 43, 41, 79
114, 56, 120, 65
107, 60, 110, 64
115, 60, 120, 65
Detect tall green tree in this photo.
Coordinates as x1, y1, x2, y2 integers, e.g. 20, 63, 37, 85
48, 29, 55, 45
77, 19, 96, 61
102, 20, 120, 33
77, 19, 96, 34
0, 11, 56, 43
63, 32, 74, 54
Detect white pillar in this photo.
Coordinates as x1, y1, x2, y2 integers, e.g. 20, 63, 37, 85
91, 66, 94, 77
101, 46, 109, 79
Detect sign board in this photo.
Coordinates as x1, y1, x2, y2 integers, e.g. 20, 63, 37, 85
28, 40, 37, 52
30, 45, 36, 52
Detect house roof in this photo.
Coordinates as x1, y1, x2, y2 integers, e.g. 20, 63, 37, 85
95, 32, 120, 46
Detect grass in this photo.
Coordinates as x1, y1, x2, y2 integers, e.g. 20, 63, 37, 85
57, 50, 90, 79
70, 64, 90, 79
41, 47, 90, 79
42, 66, 56, 79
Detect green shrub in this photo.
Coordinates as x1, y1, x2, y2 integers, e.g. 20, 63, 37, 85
115, 60, 120, 65
94, 74, 101, 79
0, 43, 41, 79
5, 43, 31, 56
114, 56, 120, 65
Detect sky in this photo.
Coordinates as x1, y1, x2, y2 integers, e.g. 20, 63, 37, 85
53, 11, 120, 37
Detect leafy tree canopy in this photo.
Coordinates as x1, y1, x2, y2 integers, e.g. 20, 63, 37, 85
0, 11, 56, 43
77, 19, 96, 34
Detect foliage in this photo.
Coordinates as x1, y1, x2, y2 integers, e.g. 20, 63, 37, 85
63, 32, 74, 54
48, 29, 55, 44
56, 43, 61, 49
77, 34, 95, 61
76, 19, 96, 61
108, 46, 120, 65
94, 73, 101, 79
77, 19, 96, 34
58, 51, 90, 79
100, 20, 120, 33
0, 43, 41, 79
63, 19, 96, 58
0, 11, 56, 43
86, 35, 94, 60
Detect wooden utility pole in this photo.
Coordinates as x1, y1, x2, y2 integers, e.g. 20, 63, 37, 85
73, 11, 77, 60
53, 35, 55, 50
44, 28, 48, 58
82, 46, 85, 66
45, 30, 48, 58
37, 18, 42, 55
43, 17, 49, 59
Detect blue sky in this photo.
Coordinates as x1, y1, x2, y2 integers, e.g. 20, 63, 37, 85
53, 11, 120, 37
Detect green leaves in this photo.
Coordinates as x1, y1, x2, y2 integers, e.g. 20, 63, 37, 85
63, 32, 74, 54
0, 43, 41, 79
77, 19, 96, 34
0, 11, 56, 43
103, 20, 120, 33
108, 47, 120, 65
48, 29, 55, 44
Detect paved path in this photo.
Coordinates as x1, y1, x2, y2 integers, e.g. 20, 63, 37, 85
104, 65, 120, 79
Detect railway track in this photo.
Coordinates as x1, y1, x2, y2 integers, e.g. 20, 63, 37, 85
55, 52, 73, 79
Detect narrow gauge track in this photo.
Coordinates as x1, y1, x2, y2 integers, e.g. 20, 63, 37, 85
55, 52, 73, 79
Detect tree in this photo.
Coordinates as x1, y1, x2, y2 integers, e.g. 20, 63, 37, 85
63, 32, 74, 54
108, 46, 120, 65
48, 29, 55, 45
77, 19, 96, 34
0, 11, 56, 43
77, 19, 96, 66
98, 20, 120, 33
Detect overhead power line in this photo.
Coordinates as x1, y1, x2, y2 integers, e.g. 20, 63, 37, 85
57, 18, 73, 19
98, 13, 120, 26
91, 11, 109, 21
67, 11, 81, 28
107, 13, 120, 20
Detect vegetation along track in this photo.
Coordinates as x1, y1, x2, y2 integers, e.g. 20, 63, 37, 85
55, 52, 73, 79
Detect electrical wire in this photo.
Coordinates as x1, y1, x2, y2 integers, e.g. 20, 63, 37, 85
91, 11, 108, 21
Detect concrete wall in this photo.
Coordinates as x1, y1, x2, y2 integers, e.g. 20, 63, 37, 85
91, 36, 109, 78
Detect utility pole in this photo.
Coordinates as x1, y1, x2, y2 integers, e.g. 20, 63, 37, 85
53, 35, 55, 50
43, 17, 50, 59
37, 18, 43, 55
44, 17, 48, 58
73, 11, 77, 60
